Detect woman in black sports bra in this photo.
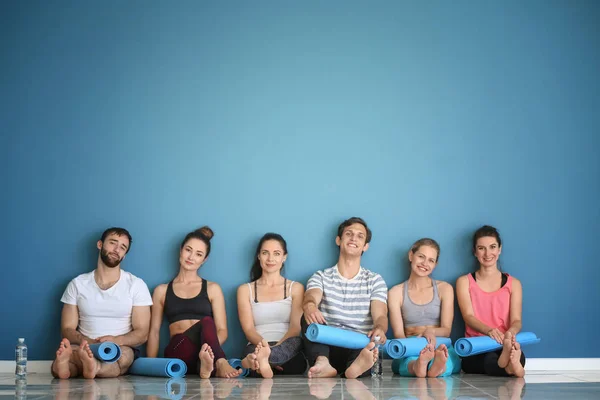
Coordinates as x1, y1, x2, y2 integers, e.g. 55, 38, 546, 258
146, 226, 240, 378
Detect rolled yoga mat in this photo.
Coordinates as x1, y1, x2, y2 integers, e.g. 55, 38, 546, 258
305, 324, 371, 349
228, 358, 250, 377
133, 378, 187, 400
384, 337, 453, 359
454, 332, 541, 357
88, 342, 121, 363
128, 357, 187, 378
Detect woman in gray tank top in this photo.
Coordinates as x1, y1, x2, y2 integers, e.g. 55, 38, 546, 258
388, 238, 461, 377
236, 233, 307, 377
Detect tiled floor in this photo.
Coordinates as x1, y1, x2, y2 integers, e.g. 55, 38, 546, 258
1, 371, 599, 399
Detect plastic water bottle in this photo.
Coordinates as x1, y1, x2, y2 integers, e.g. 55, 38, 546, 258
371, 336, 383, 378
15, 377, 27, 400
15, 338, 27, 378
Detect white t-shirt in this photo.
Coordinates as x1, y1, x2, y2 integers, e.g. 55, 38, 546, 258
60, 270, 153, 339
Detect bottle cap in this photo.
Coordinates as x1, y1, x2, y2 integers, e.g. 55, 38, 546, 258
18, 338, 24, 342
374, 335, 381, 341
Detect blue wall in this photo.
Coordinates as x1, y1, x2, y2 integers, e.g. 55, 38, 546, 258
2, 1, 599, 360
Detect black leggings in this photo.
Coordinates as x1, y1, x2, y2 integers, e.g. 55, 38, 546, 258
461, 349, 526, 376
300, 316, 371, 378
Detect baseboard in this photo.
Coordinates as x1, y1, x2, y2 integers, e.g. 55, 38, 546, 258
0, 361, 53, 374
1, 359, 599, 374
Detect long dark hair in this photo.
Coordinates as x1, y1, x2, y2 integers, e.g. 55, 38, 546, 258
181, 226, 214, 257
250, 233, 288, 281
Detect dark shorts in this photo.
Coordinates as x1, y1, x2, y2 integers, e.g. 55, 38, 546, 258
132, 346, 141, 361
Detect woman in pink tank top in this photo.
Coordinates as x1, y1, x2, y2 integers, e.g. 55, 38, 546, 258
456, 225, 526, 377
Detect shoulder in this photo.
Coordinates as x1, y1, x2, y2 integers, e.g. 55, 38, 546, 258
435, 280, 454, 295
362, 268, 386, 284
456, 274, 470, 286
71, 271, 94, 284
290, 280, 305, 294
153, 283, 168, 297
318, 266, 336, 276
388, 283, 404, 303
508, 275, 522, 289
207, 280, 223, 294
237, 282, 250, 294
389, 282, 404, 295
121, 270, 144, 284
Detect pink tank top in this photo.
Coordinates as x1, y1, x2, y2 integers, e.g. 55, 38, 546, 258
465, 273, 512, 338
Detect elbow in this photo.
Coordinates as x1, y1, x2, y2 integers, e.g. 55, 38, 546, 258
139, 330, 149, 344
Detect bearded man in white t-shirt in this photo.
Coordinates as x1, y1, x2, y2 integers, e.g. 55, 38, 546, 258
51, 227, 153, 379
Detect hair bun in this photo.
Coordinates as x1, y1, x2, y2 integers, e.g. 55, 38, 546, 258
196, 226, 214, 240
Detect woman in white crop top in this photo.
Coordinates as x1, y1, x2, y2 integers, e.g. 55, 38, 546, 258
236, 233, 307, 378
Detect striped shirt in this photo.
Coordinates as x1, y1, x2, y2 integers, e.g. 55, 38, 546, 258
306, 264, 387, 334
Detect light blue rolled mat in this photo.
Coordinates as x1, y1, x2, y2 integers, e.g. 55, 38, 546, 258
384, 337, 453, 359
305, 324, 371, 349
228, 358, 250, 377
454, 332, 541, 357
128, 357, 187, 378
88, 342, 121, 363
133, 378, 187, 400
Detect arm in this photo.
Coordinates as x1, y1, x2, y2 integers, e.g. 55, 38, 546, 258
456, 275, 498, 339
237, 284, 264, 346
302, 288, 326, 324
507, 278, 523, 336
276, 282, 305, 345
388, 284, 407, 339
99, 305, 150, 347
146, 285, 166, 357
208, 282, 228, 344
368, 300, 389, 343
424, 282, 453, 338
60, 304, 98, 344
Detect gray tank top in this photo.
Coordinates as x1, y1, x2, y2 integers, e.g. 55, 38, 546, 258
248, 281, 294, 342
401, 279, 442, 327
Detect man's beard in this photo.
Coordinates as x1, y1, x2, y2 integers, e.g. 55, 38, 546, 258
100, 247, 122, 268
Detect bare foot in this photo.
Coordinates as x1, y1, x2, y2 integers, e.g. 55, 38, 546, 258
199, 343, 215, 379
427, 344, 449, 377
214, 378, 243, 398
200, 379, 215, 400
241, 351, 258, 371
508, 342, 525, 378
410, 344, 435, 378
345, 342, 377, 379
78, 340, 99, 379
215, 358, 242, 378
308, 356, 338, 378
308, 378, 338, 399
345, 379, 377, 400
256, 340, 273, 378
498, 331, 513, 368
52, 339, 73, 379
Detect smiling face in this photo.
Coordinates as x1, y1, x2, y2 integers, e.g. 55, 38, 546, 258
258, 239, 288, 274
408, 245, 438, 277
97, 233, 129, 268
179, 238, 208, 271
474, 236, 502, 268
336, 223, 370, 256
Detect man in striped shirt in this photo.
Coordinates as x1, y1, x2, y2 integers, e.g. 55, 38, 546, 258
302, 217, 388, 378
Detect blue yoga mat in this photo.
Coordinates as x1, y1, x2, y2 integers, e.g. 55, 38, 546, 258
128, 357, 187, 378
133, 378, 187, 400
454, 332, 541, 357
384, 337, 453, 359
228, 358, 250, 377
305, 324, 371, 349
88, 342, 121, 363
